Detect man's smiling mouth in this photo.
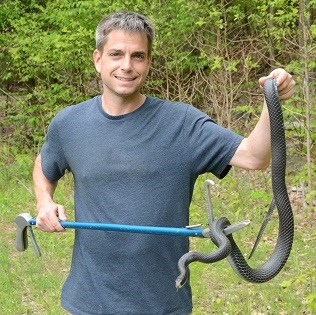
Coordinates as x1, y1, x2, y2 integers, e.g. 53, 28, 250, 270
115, 76, 137, 81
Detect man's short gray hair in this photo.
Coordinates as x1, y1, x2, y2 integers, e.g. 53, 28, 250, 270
96, 11, 155, 54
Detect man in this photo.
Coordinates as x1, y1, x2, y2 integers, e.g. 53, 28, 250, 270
33, 11, 295, 315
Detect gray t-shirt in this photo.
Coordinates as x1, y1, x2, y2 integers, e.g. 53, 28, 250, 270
41, 95, 243, 315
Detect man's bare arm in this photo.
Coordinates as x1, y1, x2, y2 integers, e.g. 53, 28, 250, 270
33, 154, 66, 232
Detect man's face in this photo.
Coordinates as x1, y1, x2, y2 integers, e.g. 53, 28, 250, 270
93, 29, 152, 99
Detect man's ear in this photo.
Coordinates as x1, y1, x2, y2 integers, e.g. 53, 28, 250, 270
93, 49, 102, 73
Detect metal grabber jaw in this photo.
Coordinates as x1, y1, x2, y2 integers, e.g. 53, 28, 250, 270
15, 213, 41, 257
203, 179, 250, 236
174, 180, 251, 290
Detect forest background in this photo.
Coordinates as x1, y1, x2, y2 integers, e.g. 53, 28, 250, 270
0, 0, 315, 314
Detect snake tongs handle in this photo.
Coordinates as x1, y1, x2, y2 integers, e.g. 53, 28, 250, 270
15, 213, 41, 257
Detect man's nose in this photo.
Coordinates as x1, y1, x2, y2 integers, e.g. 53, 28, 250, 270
121, 56, 132, 71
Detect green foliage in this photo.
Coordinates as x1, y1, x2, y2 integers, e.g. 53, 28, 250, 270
1, 0, 315, 167
1, 0, 100, 149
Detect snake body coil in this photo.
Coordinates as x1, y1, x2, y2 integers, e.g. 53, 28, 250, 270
176, 217, 232, 288
176, 78, 294, 286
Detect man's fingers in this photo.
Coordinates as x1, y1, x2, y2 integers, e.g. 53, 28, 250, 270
278, 85, 295, 100
52, 220, 65, 232
277, 75, 295, 100
36, 204, 66, 232
48, 206, 65, 232
276, 74, 293, 91
258, 76, 268, 88
57, 205, 67, 222
259, 69, 295, 100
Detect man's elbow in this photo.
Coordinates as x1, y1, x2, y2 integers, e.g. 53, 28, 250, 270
230, 140, 271, 170
248, 157, 271, 170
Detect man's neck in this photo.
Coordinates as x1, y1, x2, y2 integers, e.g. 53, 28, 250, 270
101, 93, 146, 116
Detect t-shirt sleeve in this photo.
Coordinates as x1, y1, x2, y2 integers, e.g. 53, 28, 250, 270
40, 114, 70, 182
185, 105, 244, 179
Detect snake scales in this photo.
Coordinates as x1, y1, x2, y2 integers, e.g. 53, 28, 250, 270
176, 78, 294, 288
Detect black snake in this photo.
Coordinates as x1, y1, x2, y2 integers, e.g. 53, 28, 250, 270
176, 78, 294, 288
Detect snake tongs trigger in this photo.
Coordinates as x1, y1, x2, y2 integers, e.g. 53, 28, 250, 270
15, 213, 41, 257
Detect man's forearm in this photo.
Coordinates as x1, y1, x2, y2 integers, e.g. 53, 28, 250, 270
229, 101, 271, 170
33, 154, 57, 205
33, 154, 66, 232
244, 101, 271, 168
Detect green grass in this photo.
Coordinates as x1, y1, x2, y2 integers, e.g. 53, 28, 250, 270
1, 153, 315, 314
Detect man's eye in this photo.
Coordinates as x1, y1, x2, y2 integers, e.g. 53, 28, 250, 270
134, 54, 145, 60
110, 52, 121, 57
